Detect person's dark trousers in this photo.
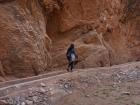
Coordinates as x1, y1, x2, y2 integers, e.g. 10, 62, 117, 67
67, 61, 74, 72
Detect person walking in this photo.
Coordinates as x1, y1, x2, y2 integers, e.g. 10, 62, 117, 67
66, 44, 78, 72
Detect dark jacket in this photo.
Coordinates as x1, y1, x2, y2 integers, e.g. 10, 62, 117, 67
66, 47, 77, 61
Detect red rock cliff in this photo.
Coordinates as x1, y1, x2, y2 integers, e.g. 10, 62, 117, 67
46, 0, 140, 69
0, 0, 51, 77
0, 0, 139, 77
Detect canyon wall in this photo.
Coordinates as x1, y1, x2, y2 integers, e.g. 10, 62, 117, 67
0, 0, 139, 77
0, 0, 51, 77
47, 0, 140, 69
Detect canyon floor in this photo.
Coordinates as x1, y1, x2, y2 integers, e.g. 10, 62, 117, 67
0, 62, 140, 105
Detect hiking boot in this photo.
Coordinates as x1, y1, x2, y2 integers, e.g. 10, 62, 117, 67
70, 69, 73, 72
67, 68, 69, 72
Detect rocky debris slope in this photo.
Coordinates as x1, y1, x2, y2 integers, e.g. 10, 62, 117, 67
0, 62, 140, 105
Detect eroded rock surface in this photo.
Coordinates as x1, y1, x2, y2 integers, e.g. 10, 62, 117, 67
49, 0, 140, 69
0, 0, 139, 77
0, 0, 51, 77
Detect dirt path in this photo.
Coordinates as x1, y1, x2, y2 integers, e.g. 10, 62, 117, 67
0, 62, 140, 105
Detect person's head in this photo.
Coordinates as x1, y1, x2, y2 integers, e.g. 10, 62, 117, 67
70, 43, 74, 49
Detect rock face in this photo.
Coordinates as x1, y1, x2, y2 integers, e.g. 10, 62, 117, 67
48, 0, 140, 69
0, 0, 51, 77
0, 0, 139, 77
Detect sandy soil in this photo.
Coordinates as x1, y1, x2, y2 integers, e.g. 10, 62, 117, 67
0, 62, 140, 105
